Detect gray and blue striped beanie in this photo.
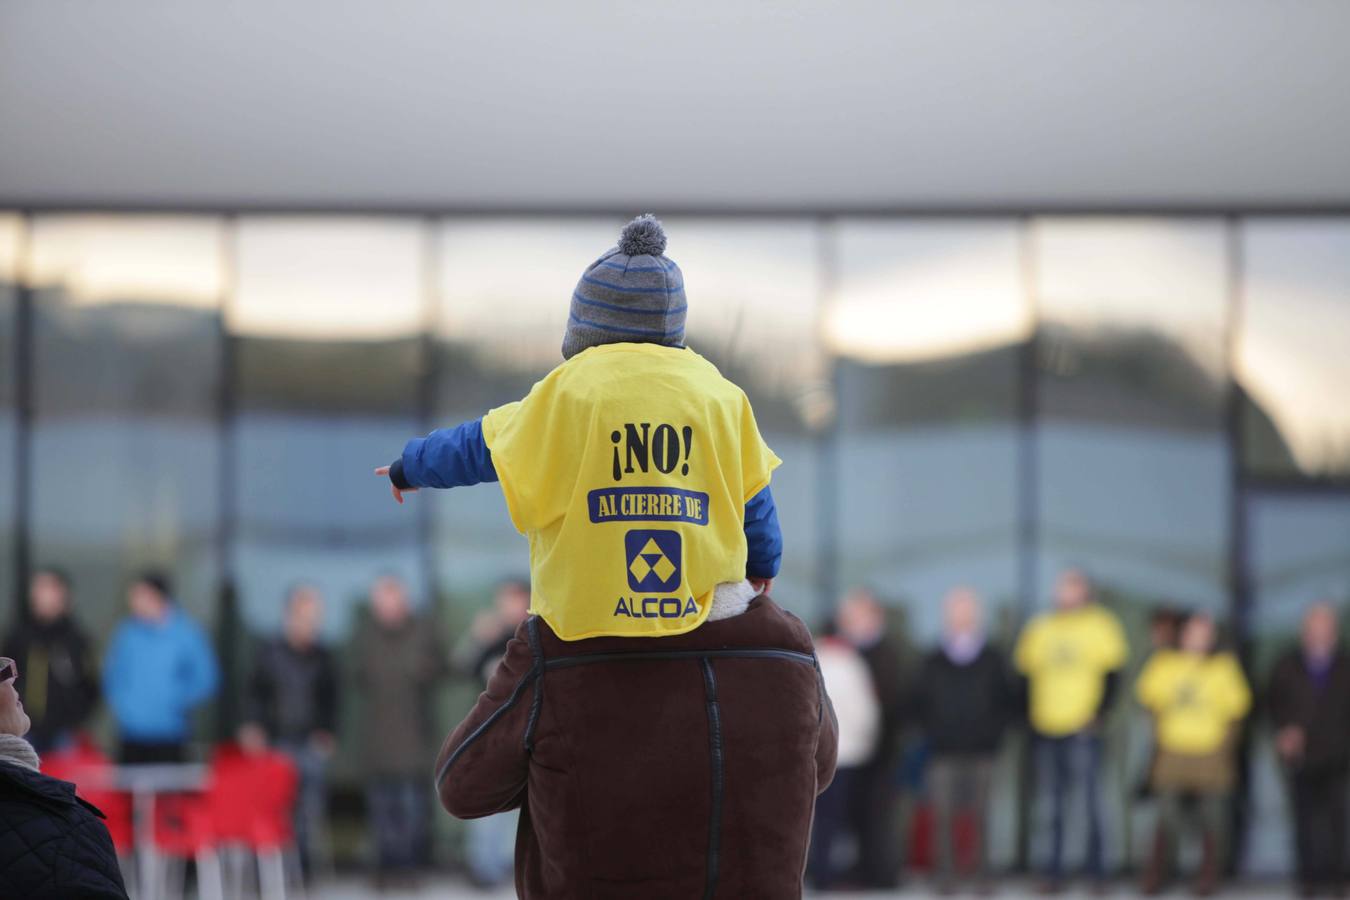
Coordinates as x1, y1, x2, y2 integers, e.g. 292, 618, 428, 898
562, 214, 687, 360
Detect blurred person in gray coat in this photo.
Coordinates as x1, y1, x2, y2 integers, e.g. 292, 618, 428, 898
355, 575, 448, 888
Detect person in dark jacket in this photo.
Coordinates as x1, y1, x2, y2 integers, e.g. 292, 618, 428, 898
239, 583, 339, 875
836, 587, 907, 889
915, 587, 1018, 892
2, 567, 100, 753
0, 654, 128, 899
434, 589, 838, 900
1269, 601, 1350, 896
355, 574, 448, 887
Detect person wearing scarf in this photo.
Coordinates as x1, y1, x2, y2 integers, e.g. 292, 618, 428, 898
0, 656, 128, 899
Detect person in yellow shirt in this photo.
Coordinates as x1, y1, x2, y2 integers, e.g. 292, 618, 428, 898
1135, 611, 1250, 896
1014, 568, 1128, 891
375, 215, 782, 641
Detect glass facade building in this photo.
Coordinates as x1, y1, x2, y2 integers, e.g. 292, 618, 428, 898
1, 211, 1348, 873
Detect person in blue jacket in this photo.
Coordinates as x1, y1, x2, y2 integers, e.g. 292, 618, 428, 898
103, 572, 219, 764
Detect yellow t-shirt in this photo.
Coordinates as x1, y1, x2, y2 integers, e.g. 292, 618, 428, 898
481, 343, 781, 640
1135, 650, 1251, 756
1014, 604, 1129, 737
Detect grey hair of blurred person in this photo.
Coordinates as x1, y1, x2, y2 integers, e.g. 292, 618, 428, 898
1053, 567, 1094, 611
1302, 601, 1340, 662
371, 573, 412, 627
835, 586, 886, 648
284, 583, 324, 646
942, 586, 983, 639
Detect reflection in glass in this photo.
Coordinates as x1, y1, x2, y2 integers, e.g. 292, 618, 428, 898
827, 220, 1029, 368
27, 215, 225, 635
1033, 217, 1229, 613
29, 215, 223, 311
665, 218, 826, 431
1238, 219, 1350, 478
1242, 494, 1350, 876
232, 217, 426, 639
832, 219, 1025, 637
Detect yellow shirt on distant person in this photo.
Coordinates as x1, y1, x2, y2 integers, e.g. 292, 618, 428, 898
1014, 604, 1129, 737
481, 343, 781, 641
1135, 650, 1251, 756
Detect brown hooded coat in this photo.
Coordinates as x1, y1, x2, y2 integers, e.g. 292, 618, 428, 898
434, 595, 837, 899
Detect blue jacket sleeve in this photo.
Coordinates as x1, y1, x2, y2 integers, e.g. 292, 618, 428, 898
391, 418, 499, 490
743, 485, 782, 580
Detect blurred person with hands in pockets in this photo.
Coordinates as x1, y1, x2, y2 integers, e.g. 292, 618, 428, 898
1269, 601, 1350, 897
915, 587, 1019, 894
1014, 567, 1128, 892
239, 583, 339, 876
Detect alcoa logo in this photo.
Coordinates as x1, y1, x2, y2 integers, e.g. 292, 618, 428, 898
625, 529, 682, 593
613, 530, 698, 620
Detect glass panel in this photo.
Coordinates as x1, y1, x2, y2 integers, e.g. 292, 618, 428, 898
26, 214, 225, 639
1031, 217, 1231, 872
1238, 219, 1350, 478
830, 218, 1028, 868
1034, 217, 1230, 611
1242, 493, 1350, 875
0, 213, 21, 623
830, 219, 1026, 639
231, 217, 427, 640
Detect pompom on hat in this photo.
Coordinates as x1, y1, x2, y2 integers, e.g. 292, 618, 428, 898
562, 214, 687, 360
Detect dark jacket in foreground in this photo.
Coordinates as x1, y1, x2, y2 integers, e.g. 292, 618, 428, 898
914, 644, 1020, 756
435, 596, 838, 900
1269, 648, 1350, 776
0, 761, 128, 899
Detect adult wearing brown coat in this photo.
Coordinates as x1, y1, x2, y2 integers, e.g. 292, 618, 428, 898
435, 591, 838, 899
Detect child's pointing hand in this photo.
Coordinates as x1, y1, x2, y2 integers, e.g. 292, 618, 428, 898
374, 466, 418, 504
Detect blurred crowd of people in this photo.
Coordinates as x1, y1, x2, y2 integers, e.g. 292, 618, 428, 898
0, 566, 532, 891
4, 563, 1349, 895
808, 569, 1350, 898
